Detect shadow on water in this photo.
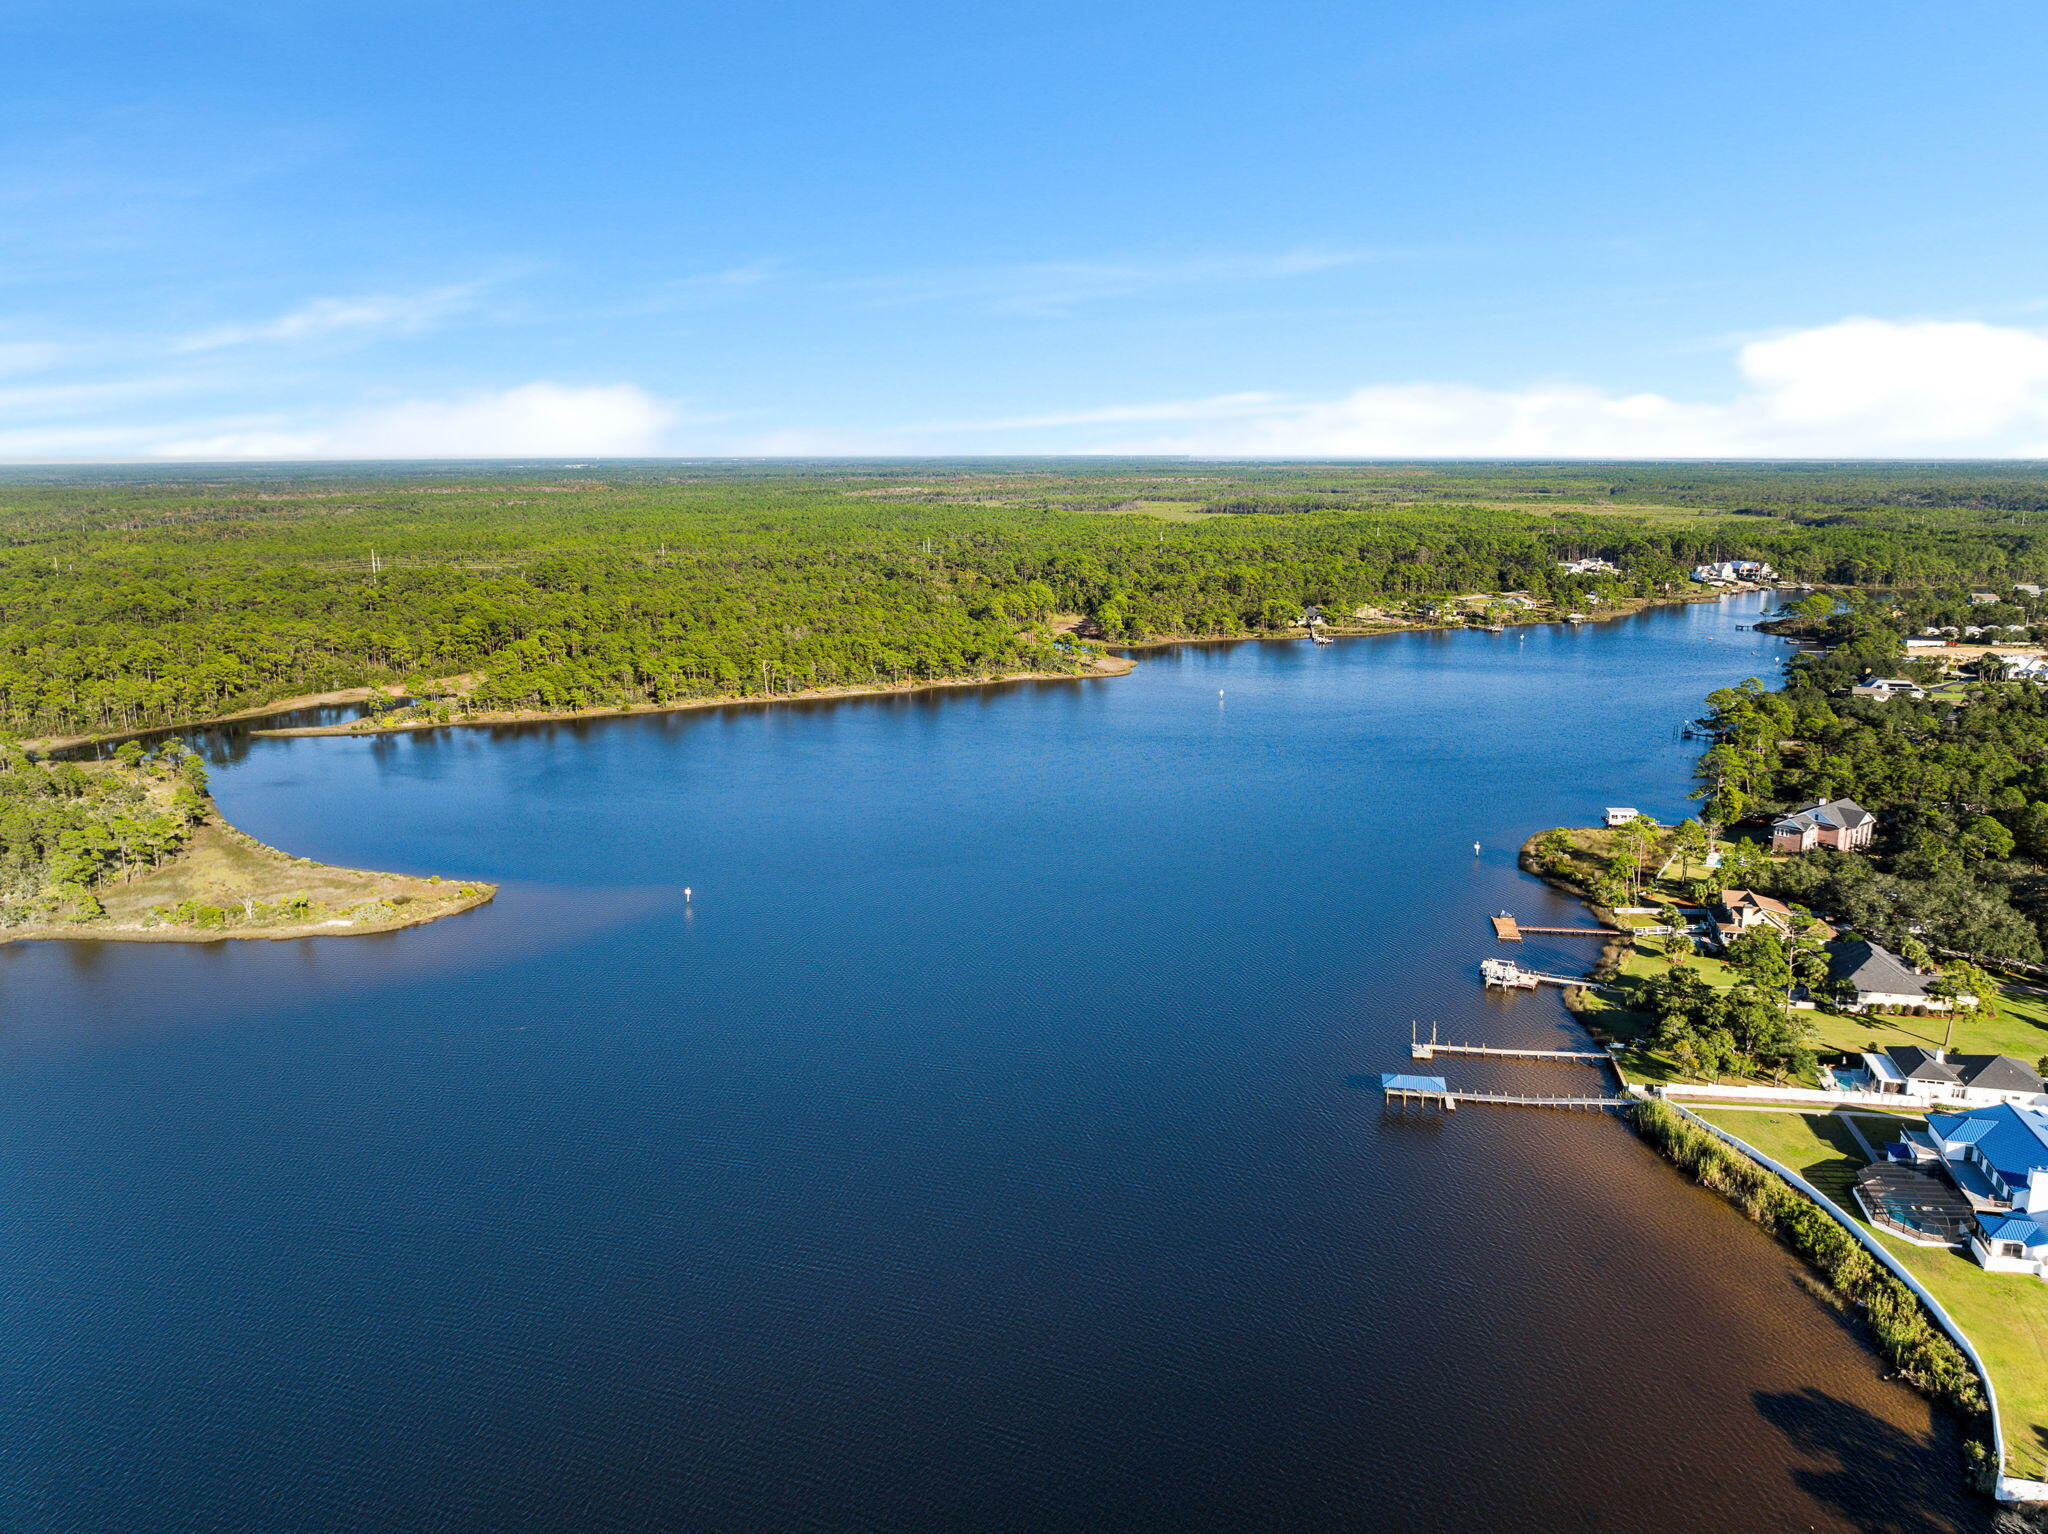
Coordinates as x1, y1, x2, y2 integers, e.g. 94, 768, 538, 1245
1755, 1389, 1988, 1534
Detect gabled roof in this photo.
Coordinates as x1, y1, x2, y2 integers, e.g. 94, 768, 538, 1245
1827, 940, 1930, 998
1891, 1046, 1963, 1084
1979, 1212, 2048, 1248
1953, 1055, 2046, 1094
1774, 798, 1874, 833
1929, 1103, 2048, 1184
1929, 1112, 1996, 1145
1721, 889, 1793, 919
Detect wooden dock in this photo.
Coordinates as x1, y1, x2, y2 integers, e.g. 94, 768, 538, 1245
1381, 1084, 1629, 1112
1412, 1040, 1609, 1063
1480, 958, 1591, 989
1490, 914, 1613, 942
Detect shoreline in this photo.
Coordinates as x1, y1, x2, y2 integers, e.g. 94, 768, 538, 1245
1515, 825, 2008, 1496
0, 887, 496, 946
248, 654, 1139, 739
30, 586, 1759, 753
0, 814, 498, 948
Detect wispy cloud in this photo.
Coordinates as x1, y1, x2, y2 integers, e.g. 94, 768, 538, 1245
149, 381, 678, 459
980, 317, 2048, 458
0, 341, 66, 376
172, 281, 488, 352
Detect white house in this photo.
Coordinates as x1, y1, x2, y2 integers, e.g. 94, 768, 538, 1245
1825, 939, 1951, 1011
1691, 560, 1776, 585
1901, 1105, 2048, 1275
1849, 677, 1925, 700
1861, 1047, 2041, 1107
1604, 806, 1643, 828
1557, 557, 1618, 576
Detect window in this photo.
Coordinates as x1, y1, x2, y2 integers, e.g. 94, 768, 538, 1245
2006, 1242, 2028, 1259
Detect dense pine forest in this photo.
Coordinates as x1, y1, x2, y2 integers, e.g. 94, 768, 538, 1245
0, 742, 210, 923
9, 458, 2048, 743
1696, 587, 2048, 965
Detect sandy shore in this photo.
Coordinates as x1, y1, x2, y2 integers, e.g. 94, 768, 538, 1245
0, 818, 498, 947
0, 889, 496, 946
249, 655, 1139, 739
26, 684, 410, 754
33, 586, 1754, 753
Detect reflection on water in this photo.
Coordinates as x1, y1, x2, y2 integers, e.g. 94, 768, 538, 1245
0, 593, 1997, 1532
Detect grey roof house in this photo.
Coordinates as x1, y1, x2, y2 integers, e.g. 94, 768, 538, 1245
1772, 797, 1875, 853
1825, 939, 1941, 1011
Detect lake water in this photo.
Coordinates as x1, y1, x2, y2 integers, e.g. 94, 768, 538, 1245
0, 592, 1997, 1532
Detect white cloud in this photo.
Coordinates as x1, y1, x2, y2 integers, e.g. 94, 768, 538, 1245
149, 381, 675, 459
173, 282, 484, 352
1066, 318, 2048, 457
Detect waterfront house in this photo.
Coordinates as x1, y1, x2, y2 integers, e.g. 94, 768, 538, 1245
2001, 655, 2048, 682
1849, 677, 1925, 700
1715, 889, 1796, 946
1691, 559, 1776, 585
1770, 798, 1875, 853
1604, 806, 1642, 828
1824, 939, 1945, 1011
1901, 1104, 2048, 1275
1862, 1047, 2043, 1106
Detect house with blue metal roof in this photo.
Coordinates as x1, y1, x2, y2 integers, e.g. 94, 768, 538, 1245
1977, 1213, 2048, 1274
1914, 1102, 2048, 1276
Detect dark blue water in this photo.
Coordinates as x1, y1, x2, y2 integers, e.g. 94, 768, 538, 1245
0, 593, 1991, 1532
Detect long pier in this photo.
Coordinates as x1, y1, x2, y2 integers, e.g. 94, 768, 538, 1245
1381, 1083, 1629, 1112
1491, 914, 1614, 941
1412, 1040, 1609, 1063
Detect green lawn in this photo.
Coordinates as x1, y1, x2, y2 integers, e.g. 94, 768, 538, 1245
1540, 822, 2048, 1093
1696, 1107, 2048, 1479
1799, 987, 2048, 1069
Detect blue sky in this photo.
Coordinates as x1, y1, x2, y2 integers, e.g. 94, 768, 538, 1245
8, 0, 2048, 458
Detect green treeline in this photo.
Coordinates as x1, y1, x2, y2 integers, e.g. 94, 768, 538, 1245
0, 743, 209, 922
1694, 586, 2048, 964
10, 462, 2048, 741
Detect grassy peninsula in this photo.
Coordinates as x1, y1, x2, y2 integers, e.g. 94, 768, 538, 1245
0, 742, 491, 943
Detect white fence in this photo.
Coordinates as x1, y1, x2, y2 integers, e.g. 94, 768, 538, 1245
1657, 1083, 1924, 1110
1655, 1095, 2048, 1503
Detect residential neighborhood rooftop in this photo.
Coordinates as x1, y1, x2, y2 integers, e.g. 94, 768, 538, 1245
1773, 797, 1874, 834
1826, 938, 1930, 999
